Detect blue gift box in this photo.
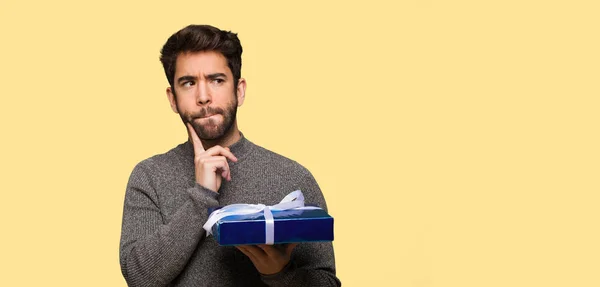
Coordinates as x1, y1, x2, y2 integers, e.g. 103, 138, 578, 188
208, 207, 334, 246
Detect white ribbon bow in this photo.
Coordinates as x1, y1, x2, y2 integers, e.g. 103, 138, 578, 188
203, 190, 321, 245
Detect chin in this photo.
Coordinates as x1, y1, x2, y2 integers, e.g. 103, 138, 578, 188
187, 113, 235, 141
194, 124, 228, 140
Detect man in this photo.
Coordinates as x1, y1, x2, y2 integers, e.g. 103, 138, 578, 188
119, 24, 341, 287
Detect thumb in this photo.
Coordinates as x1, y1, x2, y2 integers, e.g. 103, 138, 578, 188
285, 243, 298, 256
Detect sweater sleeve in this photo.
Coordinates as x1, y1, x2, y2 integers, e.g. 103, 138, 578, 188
260, 168, 342, 287
119, 161, 219, 287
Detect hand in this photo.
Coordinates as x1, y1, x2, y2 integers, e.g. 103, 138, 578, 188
187, 123, 238, 192
236, 243, 298, 275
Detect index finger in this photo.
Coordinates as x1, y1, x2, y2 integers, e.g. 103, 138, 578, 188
186, 123, 205, 153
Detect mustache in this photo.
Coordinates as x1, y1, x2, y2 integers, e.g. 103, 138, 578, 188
190, 106, 225, 119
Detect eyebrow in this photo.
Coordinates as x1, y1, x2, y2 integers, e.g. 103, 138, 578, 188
177, 75, 197, 84
176, 73, 228, 84
206, 73, 228, 80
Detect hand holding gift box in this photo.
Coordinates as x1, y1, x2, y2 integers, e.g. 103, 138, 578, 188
235, 243, 299, 275
203, 190, 334, 246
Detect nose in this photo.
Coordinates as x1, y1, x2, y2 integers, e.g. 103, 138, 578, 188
196, 80, 211, 105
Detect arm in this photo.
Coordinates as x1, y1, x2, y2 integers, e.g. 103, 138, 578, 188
119, 162, 219, 287
120, 124, 237, 286
260, 169, 341, 287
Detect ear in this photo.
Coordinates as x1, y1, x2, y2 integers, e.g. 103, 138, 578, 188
166, 86, 179, 114
236, 78, 247, 107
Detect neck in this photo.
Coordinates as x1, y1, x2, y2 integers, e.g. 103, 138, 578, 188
191, 121, 241, 150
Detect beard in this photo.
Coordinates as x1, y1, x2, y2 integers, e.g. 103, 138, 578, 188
178, 97, 238, 140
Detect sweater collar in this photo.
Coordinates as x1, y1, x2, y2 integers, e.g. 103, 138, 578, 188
181, 131, 254, 164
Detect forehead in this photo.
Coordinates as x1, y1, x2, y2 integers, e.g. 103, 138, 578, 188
174, 50, 231, 77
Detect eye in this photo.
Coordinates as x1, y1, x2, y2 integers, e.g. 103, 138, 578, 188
182, 81, 195, 87
212, 78, 225, 84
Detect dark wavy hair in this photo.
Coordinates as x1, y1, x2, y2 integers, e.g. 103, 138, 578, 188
160, 25, 243, 91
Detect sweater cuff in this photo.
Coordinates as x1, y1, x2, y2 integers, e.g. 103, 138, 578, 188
186, 183, 220, 208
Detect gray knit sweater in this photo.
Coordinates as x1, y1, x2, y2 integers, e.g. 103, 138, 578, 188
119, 134, 340, 286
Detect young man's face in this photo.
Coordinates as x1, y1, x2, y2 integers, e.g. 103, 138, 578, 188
167, 51, 245, 140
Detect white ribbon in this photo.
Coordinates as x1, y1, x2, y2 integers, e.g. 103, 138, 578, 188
203, 190, 321, 245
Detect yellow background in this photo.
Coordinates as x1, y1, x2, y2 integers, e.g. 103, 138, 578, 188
1, 1, 598, 286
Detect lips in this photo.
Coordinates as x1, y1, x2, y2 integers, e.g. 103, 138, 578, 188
196, 113, 220, 120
